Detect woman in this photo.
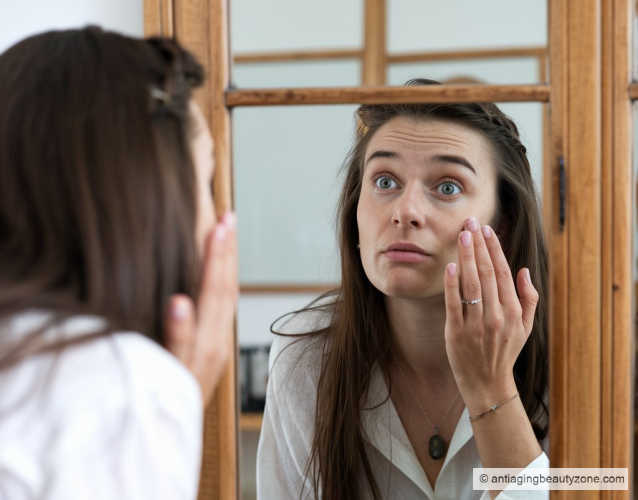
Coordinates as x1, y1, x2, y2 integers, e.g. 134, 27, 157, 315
257, 80, 549, 499
0, 27, 237, 499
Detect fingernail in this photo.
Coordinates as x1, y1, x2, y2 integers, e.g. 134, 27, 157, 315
172, 298, 189, 320
482, 225, 492, 238
466, 217, 479, 232
525, 268, 531, 284
461, 231, 472, 247
223, 212, 235, 227
447, 262, 457, 277
216, 223, 227, 240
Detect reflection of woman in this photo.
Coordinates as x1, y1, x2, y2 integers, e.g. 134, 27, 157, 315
0, 27, 237, 498
257, 80, 549, 499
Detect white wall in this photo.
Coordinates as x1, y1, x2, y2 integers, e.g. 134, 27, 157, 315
0, 1, 143, 53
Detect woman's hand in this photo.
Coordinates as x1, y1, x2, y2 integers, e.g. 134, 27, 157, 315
164, 212, 239, 406
443, 216, 538, 413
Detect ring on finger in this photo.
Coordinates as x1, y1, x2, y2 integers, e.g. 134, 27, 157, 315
461, 297, 482, 305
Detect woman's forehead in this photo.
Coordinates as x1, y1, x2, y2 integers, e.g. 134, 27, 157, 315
364, 116, 496, 175
367, 116, 491, 154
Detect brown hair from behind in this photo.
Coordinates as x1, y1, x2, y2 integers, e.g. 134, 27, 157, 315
0, 26, 204, 368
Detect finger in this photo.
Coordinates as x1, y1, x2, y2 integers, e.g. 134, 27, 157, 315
197, 213, 235, 367
193, 219, 232, 404
196, 219, 227, 333
466, 218, 500, 317
443, 262, 463, 329
216, 212, 238, 328
222, 212, 239, 304
228, 214, 239, 301
458, 229, 483, 319
482, 225, 519, 310
516, 268, 539, 335
165, 295, 196, 367
217, 213, 237, 348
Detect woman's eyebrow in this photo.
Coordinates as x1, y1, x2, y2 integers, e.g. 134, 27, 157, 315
365, 150, 477, 176
431, 154, 477, 176
365, 150, 399, 164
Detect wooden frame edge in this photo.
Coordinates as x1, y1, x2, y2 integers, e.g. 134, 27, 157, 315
362, 0, 386, 85
234, 48, 363, 63
548, 1, 570, 490
225, 83, 550, 107
232, 45, 548, 65
609, 0, 633, 498
143, 0, 174, 37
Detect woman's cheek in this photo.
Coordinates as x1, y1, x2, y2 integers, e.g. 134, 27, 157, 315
443, 231, 461, 264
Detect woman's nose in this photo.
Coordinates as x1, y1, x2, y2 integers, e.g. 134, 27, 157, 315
391, 185, 427, 228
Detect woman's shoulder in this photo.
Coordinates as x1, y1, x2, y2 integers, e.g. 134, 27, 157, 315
269, 293, 335, 359
267, 294, 336, 396
0, 310, 201, 425
270, 292, 336, 337
0, 310, 202, 498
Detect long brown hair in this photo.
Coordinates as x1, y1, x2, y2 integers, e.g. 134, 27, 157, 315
275, 79, 549, 500
0, 26, 204, 368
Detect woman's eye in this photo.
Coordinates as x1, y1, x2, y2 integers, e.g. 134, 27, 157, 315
374, 175, 398, 190
437, 181, 461, 196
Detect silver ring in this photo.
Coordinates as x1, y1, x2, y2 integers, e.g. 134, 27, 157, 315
461, 298, 482, 305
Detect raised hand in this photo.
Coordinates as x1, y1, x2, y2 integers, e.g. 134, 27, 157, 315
164, 212, 239, 406
443, 216, 538, 412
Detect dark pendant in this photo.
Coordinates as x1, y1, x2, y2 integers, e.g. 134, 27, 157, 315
428, 434, 446, 460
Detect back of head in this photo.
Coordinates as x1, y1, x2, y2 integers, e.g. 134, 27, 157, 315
0, 26, 204, 358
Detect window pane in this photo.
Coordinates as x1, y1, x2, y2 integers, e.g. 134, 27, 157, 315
234, 105, 354, 286
231, 0, 547, 88
387, 1, 546, 53
231, 0, 362, 52
233, 60, 360, 88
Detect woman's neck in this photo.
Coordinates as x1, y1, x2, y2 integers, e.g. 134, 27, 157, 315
384, 293, 456, 386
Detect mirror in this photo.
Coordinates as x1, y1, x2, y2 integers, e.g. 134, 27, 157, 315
231, 2, 548, 499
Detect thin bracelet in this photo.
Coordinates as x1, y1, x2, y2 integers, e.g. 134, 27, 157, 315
469, 393, 519, 422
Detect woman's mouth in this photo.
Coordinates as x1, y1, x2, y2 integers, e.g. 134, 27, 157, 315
383, 242, 431, 263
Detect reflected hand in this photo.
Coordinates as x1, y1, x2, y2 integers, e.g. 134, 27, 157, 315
164, 212, 239, 406
443, 217, 538, 412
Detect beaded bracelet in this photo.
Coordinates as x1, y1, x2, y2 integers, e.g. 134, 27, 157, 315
469, 393, 519, 422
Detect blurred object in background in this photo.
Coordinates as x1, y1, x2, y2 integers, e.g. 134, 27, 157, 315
240, 345, 270, 413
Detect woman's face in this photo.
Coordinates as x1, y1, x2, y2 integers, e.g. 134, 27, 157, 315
189, 101, 216, 254
356, 116, 499, 299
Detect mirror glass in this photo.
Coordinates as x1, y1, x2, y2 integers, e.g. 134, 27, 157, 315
232, 3, 548, 499
231, 0, 546, 89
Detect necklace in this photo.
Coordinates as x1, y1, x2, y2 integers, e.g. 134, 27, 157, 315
396, 362, 462, 461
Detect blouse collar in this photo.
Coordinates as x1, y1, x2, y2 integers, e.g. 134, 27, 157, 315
360, 363, 474, 496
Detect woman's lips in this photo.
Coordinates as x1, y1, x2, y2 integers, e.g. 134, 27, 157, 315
383, 250, 431, 263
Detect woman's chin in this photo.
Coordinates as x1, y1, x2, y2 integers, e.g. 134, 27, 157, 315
375, 274, 442, 299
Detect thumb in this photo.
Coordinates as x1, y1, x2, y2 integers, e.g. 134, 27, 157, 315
517, 268, 539, 335
164, 295, 196, 368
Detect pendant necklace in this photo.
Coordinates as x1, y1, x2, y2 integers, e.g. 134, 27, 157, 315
397, 362, 462, 461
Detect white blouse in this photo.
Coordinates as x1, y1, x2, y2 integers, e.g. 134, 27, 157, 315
0, 310, 203, 500
256, 305, 549, 499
